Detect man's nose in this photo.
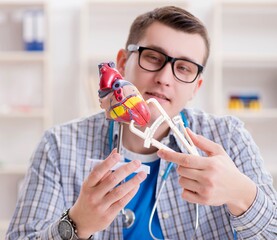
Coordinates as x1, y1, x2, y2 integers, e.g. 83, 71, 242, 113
154, 62, 173, 86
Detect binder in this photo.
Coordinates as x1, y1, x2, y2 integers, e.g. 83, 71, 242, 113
22, 10, 45, 51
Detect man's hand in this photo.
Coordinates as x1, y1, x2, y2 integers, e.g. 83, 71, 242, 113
69, 149, 147, 238
157, 128, 257, 216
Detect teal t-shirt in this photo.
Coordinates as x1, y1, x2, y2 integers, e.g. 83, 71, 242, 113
122, 148, 163, 240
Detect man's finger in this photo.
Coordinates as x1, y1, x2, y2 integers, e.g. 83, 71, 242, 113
95, 159, 143, 197
86, 149, 121, 187
187, 128, 224, 156
108, 186, 140, 217
103, 171, 147, 209
157, 149, 207, 170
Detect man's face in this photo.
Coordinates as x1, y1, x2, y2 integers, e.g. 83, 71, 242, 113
118, 22, 206, 122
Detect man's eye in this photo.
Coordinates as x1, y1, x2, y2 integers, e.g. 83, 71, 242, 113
146, 54, 160, 62
177, 65, 190, 72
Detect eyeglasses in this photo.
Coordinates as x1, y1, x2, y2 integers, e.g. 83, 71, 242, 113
127, 44, 204, 84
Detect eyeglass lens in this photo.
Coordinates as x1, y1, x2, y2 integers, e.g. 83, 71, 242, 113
139, 48, 200, 83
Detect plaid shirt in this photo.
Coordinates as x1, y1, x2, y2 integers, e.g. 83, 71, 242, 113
6, 109, 277, 239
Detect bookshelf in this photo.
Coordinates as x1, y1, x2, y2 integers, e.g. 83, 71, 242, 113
0, 0, 50, 236
213, 0, 277, 179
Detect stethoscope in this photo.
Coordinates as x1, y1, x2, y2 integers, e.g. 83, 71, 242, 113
108, 112, 238, 240
108, 112, 200, 239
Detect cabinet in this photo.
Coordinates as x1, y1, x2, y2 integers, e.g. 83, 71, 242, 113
213, 0, 277, 179
0, 0, 50, 237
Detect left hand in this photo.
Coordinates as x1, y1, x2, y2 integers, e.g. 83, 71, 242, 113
157, 128, 257, 216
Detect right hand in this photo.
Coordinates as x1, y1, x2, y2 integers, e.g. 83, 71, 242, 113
69, 149, 147, 238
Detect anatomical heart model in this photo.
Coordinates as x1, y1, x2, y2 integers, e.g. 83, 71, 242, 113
98, 61, 150, 126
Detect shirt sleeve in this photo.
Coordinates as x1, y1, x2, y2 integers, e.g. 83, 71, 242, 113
6, 130, 66, 239
227, 118, 277, 239
230, 187, 277, 239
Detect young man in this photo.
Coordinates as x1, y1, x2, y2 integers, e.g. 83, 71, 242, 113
6, 6, 277, 240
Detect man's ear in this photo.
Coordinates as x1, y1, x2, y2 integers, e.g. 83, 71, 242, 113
192, 77, 203, 97
116, 49, 127, 76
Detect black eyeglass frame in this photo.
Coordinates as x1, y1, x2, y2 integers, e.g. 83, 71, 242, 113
127, 44, 204, 84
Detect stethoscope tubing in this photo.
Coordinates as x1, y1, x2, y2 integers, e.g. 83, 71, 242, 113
107, 112, 236, 239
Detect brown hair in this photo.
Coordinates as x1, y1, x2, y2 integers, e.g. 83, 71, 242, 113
125, 6, 210, 66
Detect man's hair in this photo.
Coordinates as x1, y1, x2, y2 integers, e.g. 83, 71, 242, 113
126, 6, 210, 66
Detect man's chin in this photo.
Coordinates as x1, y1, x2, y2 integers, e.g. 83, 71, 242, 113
148, 105, 169, 122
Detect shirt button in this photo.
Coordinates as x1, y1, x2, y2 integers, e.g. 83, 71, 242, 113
236, 226, 244, 231
162, 212, 169, 219
160, 170, 165, 177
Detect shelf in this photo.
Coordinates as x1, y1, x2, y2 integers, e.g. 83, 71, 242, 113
218, 1, 277, 57
0, 0, 51, 172
85, 0, 188, 6
213, 0, 277, 180
219, 0, 277, 7
0, 0, 46, 8
0, 51, 47, 62
222, 54, 277, 66
224, 109, 277, 119
0, 107, 46, 118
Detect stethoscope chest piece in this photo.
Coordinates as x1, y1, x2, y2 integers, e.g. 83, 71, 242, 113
122, 209, 135, 228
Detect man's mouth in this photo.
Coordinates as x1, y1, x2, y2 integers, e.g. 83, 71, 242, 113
146, 92, 170, 102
